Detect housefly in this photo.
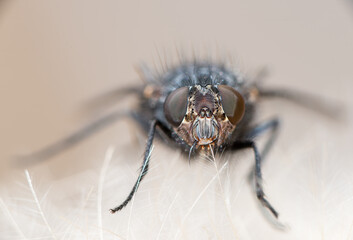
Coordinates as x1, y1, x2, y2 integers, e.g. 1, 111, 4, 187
16, 60, 339, 219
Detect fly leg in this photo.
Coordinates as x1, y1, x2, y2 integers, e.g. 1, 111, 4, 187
14, 110, 131, 166
232, 140, 279, 218
110, 119, 158, 213
245, 118, 279, 161
245, 118, 280, 183
258, 88, 342, 118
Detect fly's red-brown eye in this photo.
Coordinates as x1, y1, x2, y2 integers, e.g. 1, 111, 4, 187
164, 86, 189, 126
218, 85, 245, 125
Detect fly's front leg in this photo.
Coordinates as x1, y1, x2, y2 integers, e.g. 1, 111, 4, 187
110, 119, 158, 213
246, 118, 279, 160
232, 140, 279, 218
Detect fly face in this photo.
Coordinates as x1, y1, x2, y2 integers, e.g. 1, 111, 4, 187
164, 84, 245, 154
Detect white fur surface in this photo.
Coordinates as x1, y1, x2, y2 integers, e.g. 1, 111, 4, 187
1, 0, 353, 239
1, 104, 352, 239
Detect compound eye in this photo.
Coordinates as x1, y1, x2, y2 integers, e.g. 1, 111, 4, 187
218, 85, 245, 125
164, 87, 189, 126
